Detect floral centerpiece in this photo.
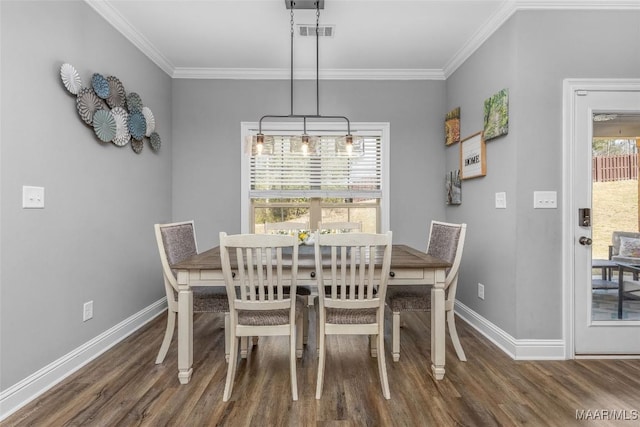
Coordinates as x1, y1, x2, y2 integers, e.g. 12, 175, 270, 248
297, 230, 313, 245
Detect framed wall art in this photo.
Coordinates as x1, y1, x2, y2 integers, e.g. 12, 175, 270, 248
445, 107, 461, 146
459, 131, 486, 179
483, 88, 509, 140
446, 169, 462, 205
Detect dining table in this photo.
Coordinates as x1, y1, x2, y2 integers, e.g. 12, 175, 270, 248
172, 243, 451, 384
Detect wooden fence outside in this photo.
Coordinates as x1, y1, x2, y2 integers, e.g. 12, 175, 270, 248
593, 154, 638, 182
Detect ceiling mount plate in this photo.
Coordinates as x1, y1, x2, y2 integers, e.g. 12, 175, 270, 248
285, 0, 324, 9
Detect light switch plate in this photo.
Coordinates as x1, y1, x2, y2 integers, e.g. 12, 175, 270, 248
495, 192, 506, 209
22, 186, 45, 209
534, 191, 557, 209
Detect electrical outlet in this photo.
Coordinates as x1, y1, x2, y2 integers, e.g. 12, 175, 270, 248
83, 301, 93, 321
22, 186, 45, 209
478, 283, 485, 300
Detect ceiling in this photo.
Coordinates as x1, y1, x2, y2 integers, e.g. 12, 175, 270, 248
86, 0, 629, 80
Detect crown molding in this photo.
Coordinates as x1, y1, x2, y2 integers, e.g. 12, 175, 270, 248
443, 1, 518, 78
515, 0, 640, 10
84, 0, 174, 75
172, 67, 445, 80
90, 0, 640, 81
443, 0, 640, 78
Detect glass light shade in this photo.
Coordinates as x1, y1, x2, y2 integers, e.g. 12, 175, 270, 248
336, 135, 363, 156
251, 134, 274, 156
290, 135, 319, 155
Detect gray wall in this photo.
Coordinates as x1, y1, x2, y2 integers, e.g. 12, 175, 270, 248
2, 1, 639, 397
171, 79, 447, 250
446, 10, 640, 339
0, 1, 172, 389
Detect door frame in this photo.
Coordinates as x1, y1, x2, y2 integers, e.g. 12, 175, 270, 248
562, 78, 640, 358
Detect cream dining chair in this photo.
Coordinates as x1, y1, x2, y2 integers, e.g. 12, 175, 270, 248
314, 231, 393, 400
219, 232, 304, 402
154, 221, 230, 364
386, 220, 467, 362
264, 220, 312, 344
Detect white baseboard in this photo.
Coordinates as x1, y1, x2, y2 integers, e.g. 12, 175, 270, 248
454, 300, 566, 360
0, 299, 167, 421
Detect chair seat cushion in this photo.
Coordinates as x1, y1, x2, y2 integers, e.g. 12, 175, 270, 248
612, 255, 640, 264
238, 295, 306, 326
325, 307, 378, 324
193, 287, 229, 312
386, 289, 430, 312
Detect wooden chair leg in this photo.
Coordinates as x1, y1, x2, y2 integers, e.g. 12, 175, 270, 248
155, 309, 176, 364
376, 330, 391, 400
370, 335, 378, 357
447, 309, 466, 361
290, 327, 299, 401
303, 305, 309, 345
392, 311, 400, 362
240, 336, 248, 358
223, 335, 239, 402
224, 312, 230, 363
315, 324, 326, 399
296, 316, 303, 358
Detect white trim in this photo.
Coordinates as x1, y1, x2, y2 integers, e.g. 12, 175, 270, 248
173, 68, 445, 81
240, 122, 390, 234
443, 1, 518, 78
455, 301, 566, 360
88, 0, 640, 80
562, 78, 640, 359
0, 299, 167, 422
84, 0, 175, 75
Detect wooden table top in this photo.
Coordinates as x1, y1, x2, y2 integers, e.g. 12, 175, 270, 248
172, 244, 451, 271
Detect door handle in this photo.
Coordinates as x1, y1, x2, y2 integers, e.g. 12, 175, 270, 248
579, 236, 592, 246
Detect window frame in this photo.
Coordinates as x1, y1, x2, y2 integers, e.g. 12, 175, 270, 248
240, 121, 390, 234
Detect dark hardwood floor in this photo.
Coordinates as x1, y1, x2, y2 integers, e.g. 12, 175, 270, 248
5, 306, 640, 426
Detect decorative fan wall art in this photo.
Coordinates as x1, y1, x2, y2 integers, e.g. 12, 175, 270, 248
91, 73, 110, 99
131, 138, 143, 154
76, 88, 105, 125
106, 76, 126, 109
126, 92, 143, 113
111, 107, 130, 146
92, 109, 116, 142
60, 63, 82, 95
60, 63, 162, 155
128, 111, 147, 140
149, 132, 161, 151
142, 107, 155, 136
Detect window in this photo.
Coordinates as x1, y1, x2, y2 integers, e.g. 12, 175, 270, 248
240, 122, 389, 234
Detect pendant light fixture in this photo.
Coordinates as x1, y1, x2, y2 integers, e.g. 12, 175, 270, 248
252, 0, 354, 155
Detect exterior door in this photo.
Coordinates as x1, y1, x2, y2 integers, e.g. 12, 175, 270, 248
571, 81, 640, 354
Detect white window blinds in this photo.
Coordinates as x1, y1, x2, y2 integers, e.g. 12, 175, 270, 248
249, 136, 382, 199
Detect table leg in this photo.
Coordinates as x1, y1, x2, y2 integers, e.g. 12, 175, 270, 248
431, 269, 446, 380
618, 267, 623, 319
177, 270, 193, 384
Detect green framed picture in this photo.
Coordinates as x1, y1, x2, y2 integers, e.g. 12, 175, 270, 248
483, 88, 509, 140
445, 107, 461, 146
